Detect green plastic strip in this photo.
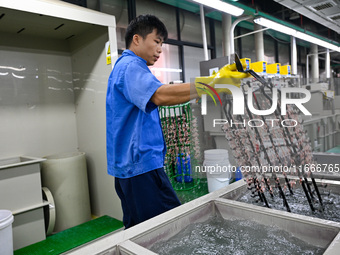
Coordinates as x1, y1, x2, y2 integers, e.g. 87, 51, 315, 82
14, 216, 124, 255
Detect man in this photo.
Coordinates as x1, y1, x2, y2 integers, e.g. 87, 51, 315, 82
106, 14, 247, 229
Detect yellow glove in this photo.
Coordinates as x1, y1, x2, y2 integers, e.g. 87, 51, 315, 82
195, 63, 250, 97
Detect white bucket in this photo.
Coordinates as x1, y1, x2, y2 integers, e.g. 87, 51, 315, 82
0, 210, 14, 255
204, 149, 231, 193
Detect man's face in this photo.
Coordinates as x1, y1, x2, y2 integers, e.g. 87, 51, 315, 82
138, 29, 163, 66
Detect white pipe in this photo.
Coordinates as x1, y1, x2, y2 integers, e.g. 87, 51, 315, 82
306, 49, 333, 82
311, 44, 319, 82
306, 54, 309, 81
326, 49, 330, 79
291, 36, 297, 75
254, 23, 264, 61
234, 27, 269, 39
200, 4, 209, 61
230, 16, 252, 56
222, 13, 231, 57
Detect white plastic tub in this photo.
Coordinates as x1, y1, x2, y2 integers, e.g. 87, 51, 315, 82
0, 210, 14, 255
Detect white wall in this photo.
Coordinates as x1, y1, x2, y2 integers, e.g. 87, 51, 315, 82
0, 43, 78, 158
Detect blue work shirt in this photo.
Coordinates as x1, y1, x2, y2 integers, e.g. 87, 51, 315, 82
106, 50, 166, 178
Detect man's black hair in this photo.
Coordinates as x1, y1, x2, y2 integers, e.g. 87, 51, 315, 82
125, 14, 168, 49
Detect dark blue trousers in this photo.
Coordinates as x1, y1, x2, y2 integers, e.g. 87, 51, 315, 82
115, 167, 181, 229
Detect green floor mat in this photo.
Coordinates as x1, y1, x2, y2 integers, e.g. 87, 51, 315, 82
175, 178, 209, 204
14, 215, 124, 255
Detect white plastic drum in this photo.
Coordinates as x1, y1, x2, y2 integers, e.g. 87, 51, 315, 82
41, 152, 91, 232
0, 210, 14, 255
204, 149, 232, 192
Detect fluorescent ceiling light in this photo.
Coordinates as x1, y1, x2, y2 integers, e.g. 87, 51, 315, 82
295, 32, 339, 52
254, 17, 340, 52
254, 17, 296, 36
192, 0, 244, 16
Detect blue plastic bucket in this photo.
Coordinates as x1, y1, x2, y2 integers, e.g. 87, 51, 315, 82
175, 154, 193, 183
235, 167, 243, 181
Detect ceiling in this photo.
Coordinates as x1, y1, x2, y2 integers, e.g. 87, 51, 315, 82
235, 0, 340, 44
235, 0, 340, 64
274, 0, 340, 34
